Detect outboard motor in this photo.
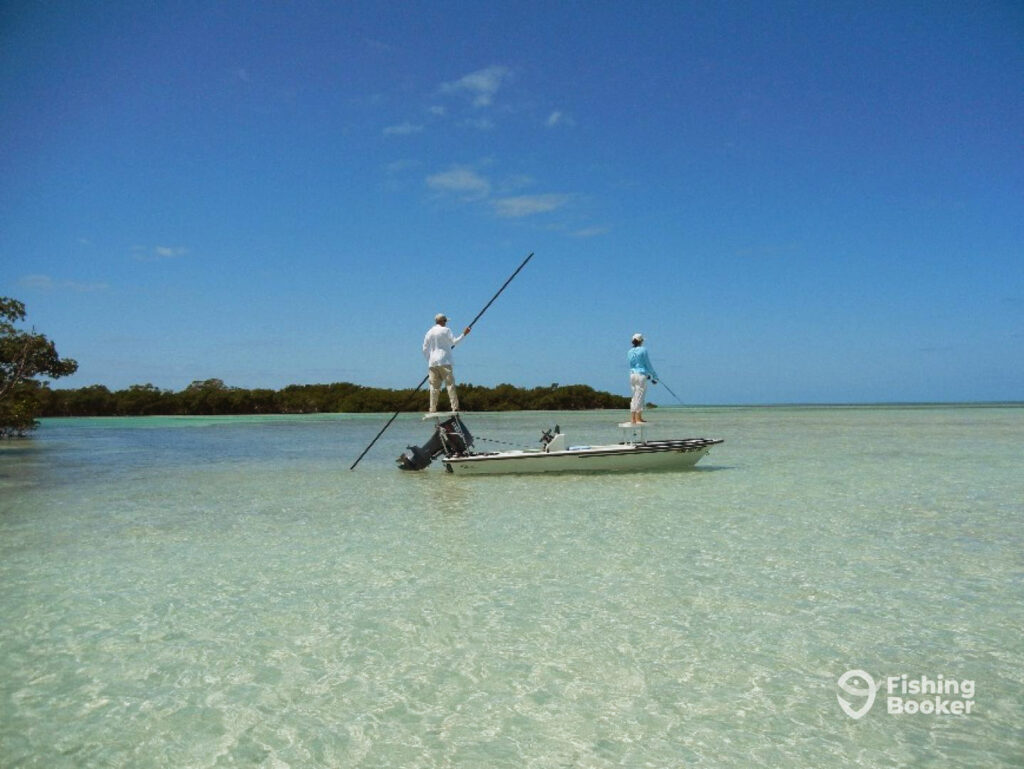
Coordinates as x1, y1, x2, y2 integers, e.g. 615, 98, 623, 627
397, 415, 474, 471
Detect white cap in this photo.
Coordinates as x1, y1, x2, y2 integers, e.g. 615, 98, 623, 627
632, 333, 644, 343
435, 313, 447, 323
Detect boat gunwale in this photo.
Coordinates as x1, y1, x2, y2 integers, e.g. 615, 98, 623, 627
442, 438, 723, 465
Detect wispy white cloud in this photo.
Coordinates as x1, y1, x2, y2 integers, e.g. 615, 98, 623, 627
18, 274, 109, 292
545, 110, 575, 128
18, 274, 56, 291
365, 38, 394, 53
132, 245, 189, 262
462, 117, 495, 130
496, 174, 535, 194
440, 65, 511, 107
383, 121, 424, 136
155, 246, 187, 258
571, 225, 610, 238
426, 167, 492, 201
492, 194, 571, 218
385, 159, 421, 175
425, 167, 574, 219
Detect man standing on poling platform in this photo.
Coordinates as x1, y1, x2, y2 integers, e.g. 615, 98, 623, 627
423, 313, 471, 413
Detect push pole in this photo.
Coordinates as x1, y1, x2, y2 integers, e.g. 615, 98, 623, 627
349, 252, 535, 469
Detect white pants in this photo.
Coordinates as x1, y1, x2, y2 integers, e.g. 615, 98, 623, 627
630, 372, 648, 413
428, 365, 459, 412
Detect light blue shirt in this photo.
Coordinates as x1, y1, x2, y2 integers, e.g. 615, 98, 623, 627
628, 346, 658, 379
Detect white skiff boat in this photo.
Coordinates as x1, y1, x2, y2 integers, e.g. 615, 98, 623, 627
397, 413, 722, 475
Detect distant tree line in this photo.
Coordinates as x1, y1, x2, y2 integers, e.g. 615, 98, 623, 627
2, 295, 631, 436
36, 378, 631, 417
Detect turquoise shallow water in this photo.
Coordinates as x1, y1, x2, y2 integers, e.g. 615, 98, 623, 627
1, 405, 1022, 768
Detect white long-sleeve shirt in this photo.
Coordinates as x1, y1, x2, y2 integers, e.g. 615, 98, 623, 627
422, 324, 464, 367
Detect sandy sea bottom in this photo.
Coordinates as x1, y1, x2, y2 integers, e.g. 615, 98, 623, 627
1, 406, 1022, 767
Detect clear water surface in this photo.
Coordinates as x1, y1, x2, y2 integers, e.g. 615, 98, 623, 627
1, 405, 1022, 767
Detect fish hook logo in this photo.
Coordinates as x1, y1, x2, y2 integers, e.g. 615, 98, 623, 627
837, 669, 877, 720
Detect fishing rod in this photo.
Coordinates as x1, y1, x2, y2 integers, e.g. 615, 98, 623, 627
349, 251, 535, 470
656, 379, 685, 405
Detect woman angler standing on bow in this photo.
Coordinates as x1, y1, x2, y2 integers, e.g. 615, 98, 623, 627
628, 332, 658, 424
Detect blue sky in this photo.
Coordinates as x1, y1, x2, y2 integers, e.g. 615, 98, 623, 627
2, 1, 1022, 404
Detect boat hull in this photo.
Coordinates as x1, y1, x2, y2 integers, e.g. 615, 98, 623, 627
442, 439, 722, 476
